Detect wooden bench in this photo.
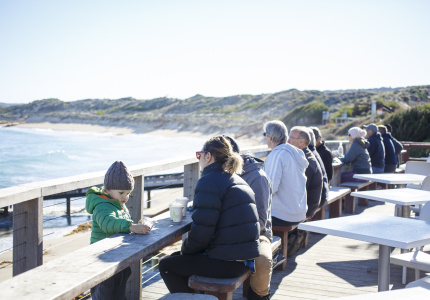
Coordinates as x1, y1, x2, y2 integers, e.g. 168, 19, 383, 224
188, 236, 282, 300
271, 225, 298, 270
271, 186, 351, 272
406, 275, 430, 289
311, 186, 351, 221
340, 181, 374, 214
0, 211, 192, 300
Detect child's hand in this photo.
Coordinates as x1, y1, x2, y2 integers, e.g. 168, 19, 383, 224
129, 224, 151, 235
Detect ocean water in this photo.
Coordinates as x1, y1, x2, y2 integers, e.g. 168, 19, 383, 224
0, 126, 207, 252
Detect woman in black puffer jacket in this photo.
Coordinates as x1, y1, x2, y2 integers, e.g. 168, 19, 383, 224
159, 136, 260, 294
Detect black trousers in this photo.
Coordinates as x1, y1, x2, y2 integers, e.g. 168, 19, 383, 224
159, 251, 249, 293
272, 216, 301, 227
90, 266, 131, 300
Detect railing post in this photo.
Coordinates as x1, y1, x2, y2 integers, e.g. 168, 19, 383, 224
12, 197, 43, 276
184, 162, 200, 202
126, 175, 144, 300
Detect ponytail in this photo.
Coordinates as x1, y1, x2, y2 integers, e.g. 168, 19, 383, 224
223, 151, 243, 175
202, 136, 244, 174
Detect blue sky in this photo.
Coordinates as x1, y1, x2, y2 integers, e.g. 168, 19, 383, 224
1, 0, 429, 104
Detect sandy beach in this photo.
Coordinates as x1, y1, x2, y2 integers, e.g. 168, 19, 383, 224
15, 122, 262, 148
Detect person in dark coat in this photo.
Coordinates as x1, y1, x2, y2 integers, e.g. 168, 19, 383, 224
385, 124, 403, 165
159, 136, 260, 294
308, 128, 329, 208
378, 125, 398, 173
311, 127, 333, 182
225, 135, 273, 300
364, 123, 385, 174
288, 126, 323, 218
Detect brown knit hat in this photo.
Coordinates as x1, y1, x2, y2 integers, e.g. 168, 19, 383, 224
104, 161, 135, 191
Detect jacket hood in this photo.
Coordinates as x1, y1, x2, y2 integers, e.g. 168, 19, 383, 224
355, 138, 369, 149
85, 186, 122, 214
371, 131, 384, 141
272, 143, 308, 171
241, 155, 264, 177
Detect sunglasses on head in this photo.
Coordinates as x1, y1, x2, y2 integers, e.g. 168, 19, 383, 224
196, 151, 209, 159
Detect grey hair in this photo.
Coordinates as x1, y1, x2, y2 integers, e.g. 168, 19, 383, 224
311, 126, 321, 140
263, 120, 288, 144
307, 128, 316, 147
291, 126, 311, 146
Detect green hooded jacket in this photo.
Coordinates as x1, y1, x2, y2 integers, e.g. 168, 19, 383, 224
85, 186, 133, 244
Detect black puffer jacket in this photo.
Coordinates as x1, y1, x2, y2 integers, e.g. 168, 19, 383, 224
181, 162, 260, 261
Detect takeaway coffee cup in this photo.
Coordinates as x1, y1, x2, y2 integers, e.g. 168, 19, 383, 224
175, 197, 189, 216
168, 202, 173, 220
170, 202, 184, 222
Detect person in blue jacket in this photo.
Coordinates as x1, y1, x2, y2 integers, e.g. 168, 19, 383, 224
159, 136, 260, 294
378, 125, 398, 173
364, 123, 385, 174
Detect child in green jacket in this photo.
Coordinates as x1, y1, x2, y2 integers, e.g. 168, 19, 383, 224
86, 160, 152, 300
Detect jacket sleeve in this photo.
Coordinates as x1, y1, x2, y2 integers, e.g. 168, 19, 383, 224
93, 203, 132, 234
392, 138, 403, 155
181, 177, 221, 255
249, 172, 272, 234
367, 137, 376, 157
305, 161, 323, 218
341, 143, 358, 165
320, 148, 333, 181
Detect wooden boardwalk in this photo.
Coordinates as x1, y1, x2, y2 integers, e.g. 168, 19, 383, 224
141, 199, 430, 299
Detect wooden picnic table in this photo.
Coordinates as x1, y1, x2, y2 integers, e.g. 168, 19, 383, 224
0, 211, 193, 300
298, 214, 430, 292
350, 188, 430, 217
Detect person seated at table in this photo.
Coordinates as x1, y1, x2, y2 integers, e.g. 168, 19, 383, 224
263, 121, 308, 258
338, 127, 372, 182
288, 126, 323, 219
307, 128, 329, 208
364, 123, 385, 174
384, 124, 403, 157
158, 136, 260, 294
224, 135, 273, 300
311, 126, 333, 183
263, 120, 308, 227
378, 125, 398, 173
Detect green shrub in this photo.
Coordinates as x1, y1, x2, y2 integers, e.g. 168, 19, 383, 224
282, 101, 329, 127
384, 104, 430, 142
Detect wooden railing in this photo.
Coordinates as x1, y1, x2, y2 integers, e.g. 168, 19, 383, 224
0, 145, 270, 299
400, 142, 430, 162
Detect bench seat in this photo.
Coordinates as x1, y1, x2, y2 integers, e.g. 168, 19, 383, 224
312, 186, 351, 221
340, 181, 374, 214
406, 275, 430, 289
188, 236, 282, 300
391, 250, 430, 283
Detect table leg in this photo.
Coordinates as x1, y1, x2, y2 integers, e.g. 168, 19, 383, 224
400, 205, 410, 218
378, 245, 390, 292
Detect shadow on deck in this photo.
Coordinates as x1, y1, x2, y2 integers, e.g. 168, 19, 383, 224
141, 199, 430, 299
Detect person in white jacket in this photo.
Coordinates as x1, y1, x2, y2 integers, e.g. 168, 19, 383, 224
263, 120, 309, 226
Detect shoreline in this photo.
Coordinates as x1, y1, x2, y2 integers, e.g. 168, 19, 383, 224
10, 121, 262, 148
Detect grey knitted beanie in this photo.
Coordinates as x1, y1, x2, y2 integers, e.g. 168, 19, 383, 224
104, 161, 135, 191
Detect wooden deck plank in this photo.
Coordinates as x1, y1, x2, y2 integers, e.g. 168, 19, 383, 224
141, 200, 430, 299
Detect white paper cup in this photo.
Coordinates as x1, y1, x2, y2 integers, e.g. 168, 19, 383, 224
175, 197, 189, 216
168, 203, 174, 220
170, 203, 184, 222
